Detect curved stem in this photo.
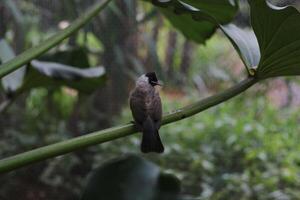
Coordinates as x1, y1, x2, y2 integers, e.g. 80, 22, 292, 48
0, 77, 258, 173
162, 77, 257, 124
0, 0, 112, 78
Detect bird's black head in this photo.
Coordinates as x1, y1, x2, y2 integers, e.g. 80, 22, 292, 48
145, 72, 159, 86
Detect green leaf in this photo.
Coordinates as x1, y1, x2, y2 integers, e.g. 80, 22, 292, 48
249, 0, 300, 79
81, 155, 181, 200
22, 60, 106, 93
180, 0, 238, 22
0, 0, 111, 79
143, 0, 238, 43
0, 39, 25, 93
39, 47, 90, 68
154, 173, 181, 200
220, 24, 260, 70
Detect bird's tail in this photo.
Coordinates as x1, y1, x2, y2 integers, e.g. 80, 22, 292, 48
141, 116, 164, 153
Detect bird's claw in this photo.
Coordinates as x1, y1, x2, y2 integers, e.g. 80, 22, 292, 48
130, 120, 143, 132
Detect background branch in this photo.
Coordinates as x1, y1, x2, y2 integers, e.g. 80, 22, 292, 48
0, 0, 111, 78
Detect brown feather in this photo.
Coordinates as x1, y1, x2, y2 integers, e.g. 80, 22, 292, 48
129, 79, 163, 153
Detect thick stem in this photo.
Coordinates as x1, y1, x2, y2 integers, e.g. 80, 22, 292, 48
0, 0, 112, 78
162, 77, 257, 124
0, 77, 258, 173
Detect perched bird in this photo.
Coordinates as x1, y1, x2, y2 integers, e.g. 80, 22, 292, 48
129, 72, 164, 153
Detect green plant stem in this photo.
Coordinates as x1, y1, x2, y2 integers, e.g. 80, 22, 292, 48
0, 0, 111, 78
0, 77, 258, 173
161, 77, 257, 124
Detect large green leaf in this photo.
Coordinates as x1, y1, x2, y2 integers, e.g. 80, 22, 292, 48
202, 0, 300, 78
150, 0, 300, 79
39, 47, 90, 68
180, 0, 238, 22
143, 0, 238, 43
0, 44, 106, 95
22, 60, 106, 93
249, 0, 300, 79
220, 24, 260, 70
81, 155, 181, 200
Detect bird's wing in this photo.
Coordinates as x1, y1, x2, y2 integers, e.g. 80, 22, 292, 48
129, 89, 147, 125
148, 91, 162, 129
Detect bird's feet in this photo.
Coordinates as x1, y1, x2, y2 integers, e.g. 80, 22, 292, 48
130, 120, 142, 132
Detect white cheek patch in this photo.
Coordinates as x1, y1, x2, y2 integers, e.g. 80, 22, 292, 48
140, 75, 148, 82
137, 74, 149, 85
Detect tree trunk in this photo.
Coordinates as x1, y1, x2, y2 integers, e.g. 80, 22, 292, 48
89, 0, 138, 129
179, 40, 193, 83
144, 15, 162, 72
164, 31, 177, 81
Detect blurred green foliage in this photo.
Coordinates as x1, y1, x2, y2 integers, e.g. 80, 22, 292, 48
2, 31, 300, 199
113, 88, 300, 199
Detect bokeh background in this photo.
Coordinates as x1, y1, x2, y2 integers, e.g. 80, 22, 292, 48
1, 0, 300, 199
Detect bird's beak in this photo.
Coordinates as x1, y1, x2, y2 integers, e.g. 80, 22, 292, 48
152, 81, 163, 86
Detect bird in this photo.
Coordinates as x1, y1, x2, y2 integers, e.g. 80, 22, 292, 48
129, 72, 164, 153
